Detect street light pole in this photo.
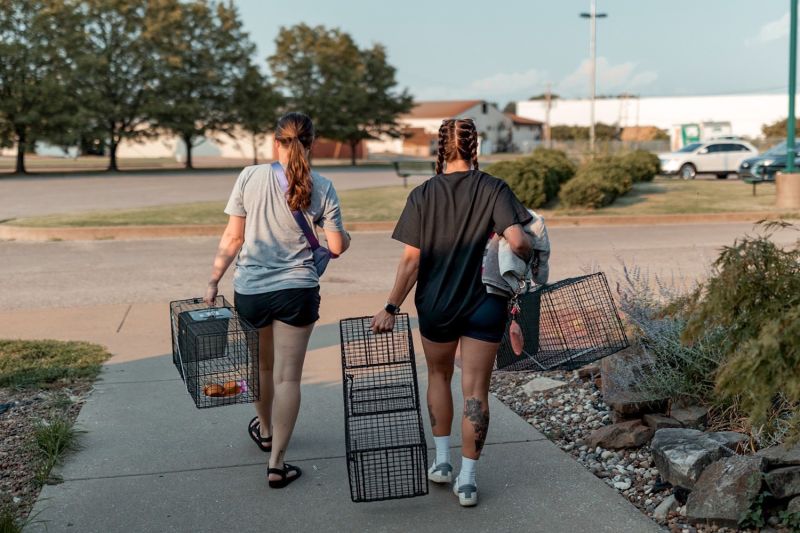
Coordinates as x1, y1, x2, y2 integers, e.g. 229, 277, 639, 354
581, 1, 607, 154
788, 0, 798, 172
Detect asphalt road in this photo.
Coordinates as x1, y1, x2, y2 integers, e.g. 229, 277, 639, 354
1, 222, 793, 311
0, 167, 419, 219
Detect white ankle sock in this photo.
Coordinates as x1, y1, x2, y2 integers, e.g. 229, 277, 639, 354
433, 435, 451, 465
458, 456, 477, 486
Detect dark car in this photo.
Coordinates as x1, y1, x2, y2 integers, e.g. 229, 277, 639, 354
739, 141, 800, 180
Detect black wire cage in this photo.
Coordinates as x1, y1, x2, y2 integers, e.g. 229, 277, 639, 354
339, 314, 428, 503
169, 296, 259, 409
495, 272, 629, 372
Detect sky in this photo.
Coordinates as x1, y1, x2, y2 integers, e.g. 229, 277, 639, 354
236, 0, 792, 106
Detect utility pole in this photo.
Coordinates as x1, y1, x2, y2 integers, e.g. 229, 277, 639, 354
788, 0, 798, 172
580, 0, 607, 153
544, 82, 553, 149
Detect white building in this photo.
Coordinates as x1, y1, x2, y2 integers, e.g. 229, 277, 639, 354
516, 93, 794, 149
367, 100, 542, 156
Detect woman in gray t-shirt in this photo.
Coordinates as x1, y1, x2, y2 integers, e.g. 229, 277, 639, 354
204, 112, 350, 488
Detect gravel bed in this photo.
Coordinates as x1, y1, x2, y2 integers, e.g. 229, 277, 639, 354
0, 382, 91, 522
489, 370, 782, 533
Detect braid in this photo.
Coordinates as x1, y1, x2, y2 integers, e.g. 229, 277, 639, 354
435, 122, 448, 174
437, 118, 479, 172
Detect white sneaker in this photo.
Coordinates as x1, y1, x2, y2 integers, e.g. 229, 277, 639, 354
427, 462, 453, 484
453, 482, 478, 507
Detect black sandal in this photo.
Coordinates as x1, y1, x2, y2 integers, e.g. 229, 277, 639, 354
248, 416, 272, 452
268, 463, 302, 489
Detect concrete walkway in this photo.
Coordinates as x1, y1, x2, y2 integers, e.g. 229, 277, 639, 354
18, 295, 663, 533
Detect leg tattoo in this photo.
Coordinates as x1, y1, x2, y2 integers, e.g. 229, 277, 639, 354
464, 398, 489, 452
428, 403, 437, 428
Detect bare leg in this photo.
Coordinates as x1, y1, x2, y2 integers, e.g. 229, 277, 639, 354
268, 320, 314, 481
254, 325, 274, 439
421, 337, 458, 437
459, 337, 500, 460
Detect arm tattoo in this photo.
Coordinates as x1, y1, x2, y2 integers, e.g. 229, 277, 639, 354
428, 403, 437, 428
464, 398, 489, 452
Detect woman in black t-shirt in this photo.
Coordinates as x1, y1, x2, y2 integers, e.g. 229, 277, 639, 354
372, 118, 532, 507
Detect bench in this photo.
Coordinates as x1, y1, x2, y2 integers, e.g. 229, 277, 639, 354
743, 176, 774, 196
392, 160, 435, 188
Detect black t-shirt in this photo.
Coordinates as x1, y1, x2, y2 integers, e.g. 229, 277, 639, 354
392, 170, 532, 328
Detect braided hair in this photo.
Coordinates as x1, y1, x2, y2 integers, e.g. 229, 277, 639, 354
275, 112, 315, 211
435, 118, 480, 174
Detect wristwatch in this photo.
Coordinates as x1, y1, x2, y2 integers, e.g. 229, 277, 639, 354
384, 302, 401, 315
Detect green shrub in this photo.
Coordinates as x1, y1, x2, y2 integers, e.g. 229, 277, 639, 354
619, 150, 660, 182
485, 159, 548, 208
486, 148, 575, 208
558, 156, 633, 208
683, 222, 800, 443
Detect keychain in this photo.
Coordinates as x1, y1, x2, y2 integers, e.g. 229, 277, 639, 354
509, 295, 524, 356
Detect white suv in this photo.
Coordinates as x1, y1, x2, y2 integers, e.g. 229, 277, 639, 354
659, 140, 758, 179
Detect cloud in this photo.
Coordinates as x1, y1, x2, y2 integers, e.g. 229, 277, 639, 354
747, 11, 789, 46
558, 57, 658, 95
414, 68, 547, 101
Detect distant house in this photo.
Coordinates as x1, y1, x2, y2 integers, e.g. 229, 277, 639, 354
366, 99, 534, 156
505, 113, 543, 153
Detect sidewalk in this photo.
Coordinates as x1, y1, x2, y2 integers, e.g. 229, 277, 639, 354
13, 297, 663, 533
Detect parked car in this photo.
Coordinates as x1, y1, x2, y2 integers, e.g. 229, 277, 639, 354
659, 140, 758, 179
739, 141, 800, 180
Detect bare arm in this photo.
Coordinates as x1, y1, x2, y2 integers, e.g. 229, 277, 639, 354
203, 215, 245, 305
323, 227, 351, 256
371, 245, 421, 333
502, 223, 533, 262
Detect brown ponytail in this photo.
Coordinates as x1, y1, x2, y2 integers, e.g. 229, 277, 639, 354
275, 112, 315, 211
435, 118, 479, 174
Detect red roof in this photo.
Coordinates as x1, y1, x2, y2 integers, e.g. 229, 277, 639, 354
404, 100, 483, 119
505, 113, 542, 126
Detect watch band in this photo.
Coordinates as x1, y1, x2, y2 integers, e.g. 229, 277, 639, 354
384, 302, 400, 315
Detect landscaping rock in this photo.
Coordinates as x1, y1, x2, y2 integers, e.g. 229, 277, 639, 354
643, 413, 683, 431
651, 428, 733, 490
707, 431, 750, 454
685, 455, 765, 528
670, 405, 709, 429
757, 442, 800, 467
788, 495, 800, 514
600, 352, 668, 417
576, 364, 600, 380
764, 466, 800, 499
585, 419, 654, 449
652, 494, 677, 521
522, 377, 566, 395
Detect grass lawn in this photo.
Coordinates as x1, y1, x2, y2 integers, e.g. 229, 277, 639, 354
4, 178, 796, 228
0, 340, 111, 530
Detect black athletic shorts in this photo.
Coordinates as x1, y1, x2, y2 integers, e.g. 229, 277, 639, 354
234, 286, 320, 328
419, 293, 509, 344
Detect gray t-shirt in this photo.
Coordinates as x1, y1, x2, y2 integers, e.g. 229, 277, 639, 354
224, 164, 345, 294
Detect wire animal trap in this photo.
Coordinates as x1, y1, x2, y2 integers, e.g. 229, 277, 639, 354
496, 273, 629, 372
170, 296, 259, 409
339, 314, 428, 503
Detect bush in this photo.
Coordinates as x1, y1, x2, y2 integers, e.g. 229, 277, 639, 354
682, 222, 800, 443
558, 156, 633, 208
486, 148, 575, 208
619, 150, 660, 182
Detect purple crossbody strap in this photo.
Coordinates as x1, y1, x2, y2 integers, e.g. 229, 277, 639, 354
271, 161, 321, 250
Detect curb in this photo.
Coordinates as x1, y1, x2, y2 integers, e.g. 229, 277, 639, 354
1, 211, 797, 242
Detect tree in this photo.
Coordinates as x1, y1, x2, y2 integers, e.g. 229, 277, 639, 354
231, 65, 283, 165
0, 0, 81, 173
503, 102, 517, 115
74, 0, 170, 171
152, 0, 253, 169
529, 93, 559, 100
762, 118, 800, 139
269, 24, 412, 165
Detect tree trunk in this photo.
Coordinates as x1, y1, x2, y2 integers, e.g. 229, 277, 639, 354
14, 127, 26, 174
184, 134, 193, 169
349, 139, 358, 166
252, 132, 258, 165
108, 123, 119, 172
